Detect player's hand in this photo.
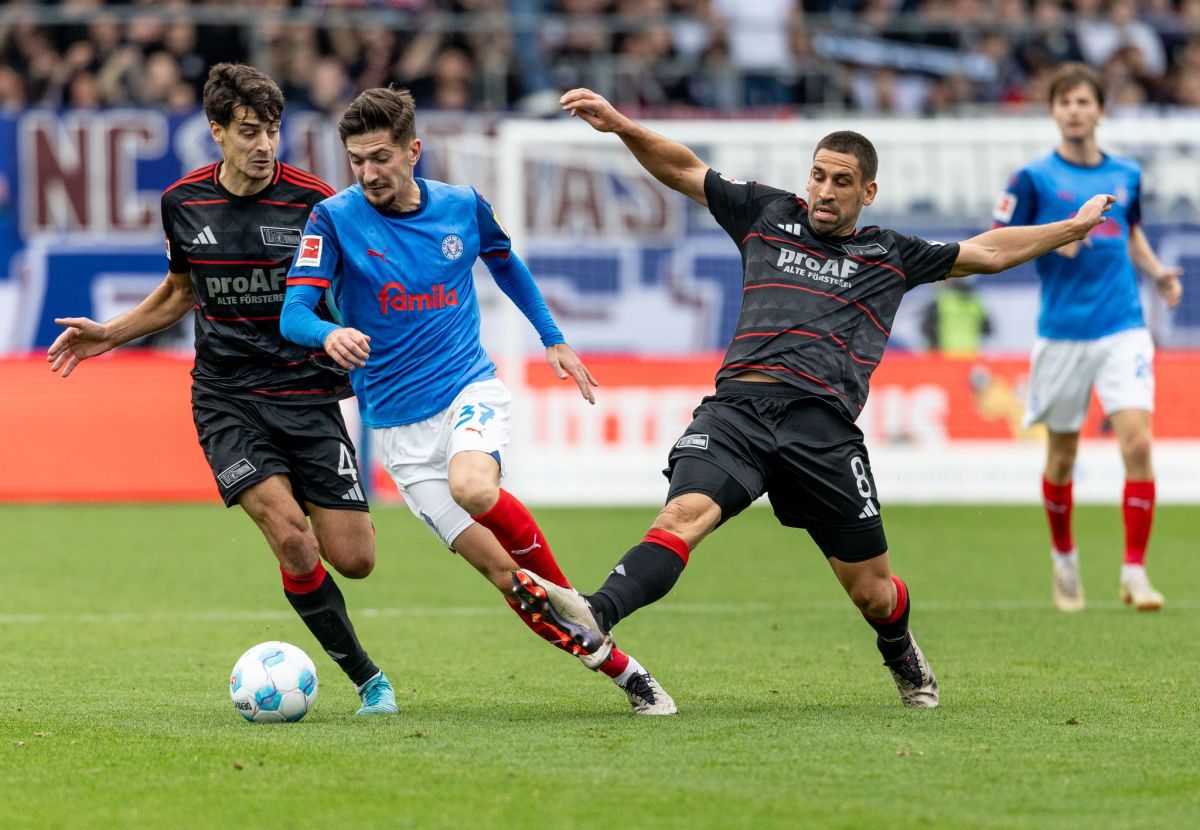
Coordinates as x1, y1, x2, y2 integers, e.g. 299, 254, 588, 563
546, 343, 598, 405
47, 317, 112, 377
560, 89, 628, 133
1155, 266, 1183, 309
1070, 194, 1115, 239
323, 327, 371, 370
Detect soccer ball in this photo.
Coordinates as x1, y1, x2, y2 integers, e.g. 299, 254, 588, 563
229, 641, 318, 723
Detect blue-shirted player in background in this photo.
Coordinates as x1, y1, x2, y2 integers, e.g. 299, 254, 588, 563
994, 63, 1183, 613
281, 87, 676, 715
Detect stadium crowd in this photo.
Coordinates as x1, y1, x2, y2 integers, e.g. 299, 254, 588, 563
1, 0, 1199, 115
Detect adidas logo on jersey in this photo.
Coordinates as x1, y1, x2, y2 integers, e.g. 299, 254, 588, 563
342, 484, 364, 501
191, 226, 218, 245
858, 500, 879, 519
777, 223, 804, 236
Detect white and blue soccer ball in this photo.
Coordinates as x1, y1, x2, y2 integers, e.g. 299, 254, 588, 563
229, 641, 318, 723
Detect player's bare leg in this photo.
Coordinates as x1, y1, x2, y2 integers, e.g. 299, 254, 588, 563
309, 504, 376, 579
239, 475, 395, 714
829, 553, 938, 708
1044, 430, 1084, 612
1110, 408, 1163, 610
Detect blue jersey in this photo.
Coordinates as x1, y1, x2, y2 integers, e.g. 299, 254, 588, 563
283, 179, 562, 428
994, 151, 1144, 340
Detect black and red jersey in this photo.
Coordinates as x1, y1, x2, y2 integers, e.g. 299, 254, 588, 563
161, 161, 348, 403
704, 169, 960, 419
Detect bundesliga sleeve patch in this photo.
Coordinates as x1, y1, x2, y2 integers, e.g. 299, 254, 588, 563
297, 235, 323, 267
993, 192, 1017, 223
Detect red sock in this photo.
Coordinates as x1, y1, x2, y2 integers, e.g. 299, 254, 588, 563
1123, 480, 1155, 566
472, 489, 569, 588
280, 561, 327, 593
1042, 477, 1074, 554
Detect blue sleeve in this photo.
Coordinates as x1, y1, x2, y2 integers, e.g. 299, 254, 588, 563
993, 169, 1037, 227
474, 189, 513, 258
1128, 174, 1142, 227
485, 251, 564, 348
281, 283, 339, 348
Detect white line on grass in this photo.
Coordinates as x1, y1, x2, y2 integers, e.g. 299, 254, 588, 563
0, 599, 1191, 625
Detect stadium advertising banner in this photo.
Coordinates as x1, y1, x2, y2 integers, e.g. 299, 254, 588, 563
4, 351, 1200, 503
2, 110, 1199, 504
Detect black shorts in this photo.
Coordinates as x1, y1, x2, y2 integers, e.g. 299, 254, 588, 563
665, 381, 887, 562
192, 387, 369, 511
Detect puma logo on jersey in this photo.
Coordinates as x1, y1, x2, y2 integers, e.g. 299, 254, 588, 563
368, 248, 388, 262
191, 226, 218, 245
464, 426, 486, 437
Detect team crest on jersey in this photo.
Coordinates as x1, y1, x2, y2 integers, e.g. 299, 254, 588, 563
261, 226, 302, 247
441, 234, 464, 261
842, 242, 888, 257
297, 235, 323, 267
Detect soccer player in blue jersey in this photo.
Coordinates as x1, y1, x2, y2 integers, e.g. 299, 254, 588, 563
280, 87, 676, 715
994, 63, 1183, 613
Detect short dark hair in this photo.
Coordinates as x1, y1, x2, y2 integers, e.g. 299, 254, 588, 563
814, 131, 878, 183
338, 87, 417, 146
1048, 62, 1105, 108
202, 63, 284, 127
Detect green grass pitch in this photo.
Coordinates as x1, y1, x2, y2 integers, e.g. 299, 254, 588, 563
2, 503, 1197, 829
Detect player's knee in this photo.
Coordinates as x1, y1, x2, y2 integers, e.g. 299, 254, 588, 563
328, 549, 375, 579
1121, 433, 1153, 470
1046, 451, 1076, 481
274, 525, 319, 572
654, 497, 718, 541
847, 580, 891, 617
449, 473, 499, 516
319, 525, 376, 579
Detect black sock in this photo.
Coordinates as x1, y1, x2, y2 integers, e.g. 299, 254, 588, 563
863, 575, 911, 662
587, 531, 689, 631
285, 573, 379, 688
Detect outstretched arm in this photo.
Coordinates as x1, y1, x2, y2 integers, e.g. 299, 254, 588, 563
560, 88, 710, 206
949, 194, 1115, 279
485, 250, 598, 404
1128, 224, 1183, 309
47, 271, 193, 377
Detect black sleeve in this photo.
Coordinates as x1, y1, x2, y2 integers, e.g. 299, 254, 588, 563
896, 234, 960, 289
703, 168, 793, 243
160, 195, 190, 275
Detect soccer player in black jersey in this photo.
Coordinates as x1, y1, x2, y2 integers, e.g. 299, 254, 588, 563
46, 64, 396, 715
514, 88, 1114, 709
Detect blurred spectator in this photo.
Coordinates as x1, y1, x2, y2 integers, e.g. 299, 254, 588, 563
1018, 0, 1084, 79
1076, 0, 1168, 78
921, 280, 993, 358
0, 0, 1198, 114
713, 0, 799, 105
0, 65, 27, 111
409, 46, 477, 110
